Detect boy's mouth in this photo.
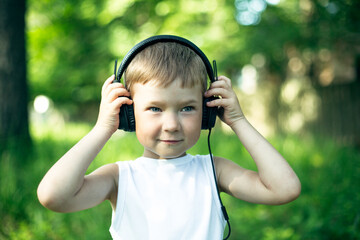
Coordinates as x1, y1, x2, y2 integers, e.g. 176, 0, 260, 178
159, 139, 183, 144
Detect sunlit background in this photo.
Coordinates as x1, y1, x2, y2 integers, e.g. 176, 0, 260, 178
26, 0, 359, 144
1, 0, 359, 239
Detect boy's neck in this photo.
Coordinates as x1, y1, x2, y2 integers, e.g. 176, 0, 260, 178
142, 151, 187, 160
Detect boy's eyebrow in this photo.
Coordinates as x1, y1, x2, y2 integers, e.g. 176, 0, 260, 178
146, 99, 200, 106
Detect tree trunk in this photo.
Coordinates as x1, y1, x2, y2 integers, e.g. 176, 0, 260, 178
0, 0, 31, 154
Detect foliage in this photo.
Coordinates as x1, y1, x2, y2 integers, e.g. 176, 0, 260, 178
25, 0, 360, 147
27, 0, 360, 114
1, 123, 359, 239
3, 0, 357, 239
220, 134, 360, 239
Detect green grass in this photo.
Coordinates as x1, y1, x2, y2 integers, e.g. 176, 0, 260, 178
1, 123, 359, 239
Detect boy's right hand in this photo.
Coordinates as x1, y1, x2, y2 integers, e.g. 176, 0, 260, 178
95, 75, 133, 134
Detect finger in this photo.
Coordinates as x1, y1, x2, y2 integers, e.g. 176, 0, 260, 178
107, 88, 131, 102
207, 79, 232, 91
102, 75, 116, 92
205, 83, 236, 99
103, 82, 127, 97
217, 76, 232, 86
204, 87, 229, 98
205, 98, 230, 108
112, 97, 133, 110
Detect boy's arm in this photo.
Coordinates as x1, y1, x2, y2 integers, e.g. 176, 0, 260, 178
205, 76, 301, 205
37, 75, 132, 212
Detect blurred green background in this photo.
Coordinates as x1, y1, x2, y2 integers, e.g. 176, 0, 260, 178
1, 0, 359, 239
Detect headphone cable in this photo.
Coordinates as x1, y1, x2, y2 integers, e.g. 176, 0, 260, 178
207, 129, 231, 239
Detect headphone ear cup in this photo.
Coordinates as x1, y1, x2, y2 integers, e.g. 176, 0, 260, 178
202, 97, 218, 130
119, 101, 136, 132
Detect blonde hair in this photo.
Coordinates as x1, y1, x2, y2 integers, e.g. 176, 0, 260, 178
124, 42, 207, 92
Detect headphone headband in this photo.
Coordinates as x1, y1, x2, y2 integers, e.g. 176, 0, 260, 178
114, 34, 218, 132
115, 35, 215, 86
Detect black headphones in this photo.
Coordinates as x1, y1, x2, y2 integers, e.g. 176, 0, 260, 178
113, 35, 218, 132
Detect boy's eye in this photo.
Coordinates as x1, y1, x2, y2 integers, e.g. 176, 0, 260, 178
181, 106, 194, 112
149, 107, 161, 112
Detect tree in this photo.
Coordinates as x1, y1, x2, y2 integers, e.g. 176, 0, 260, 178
26, 0, 359, 142
0, 0, 30, 155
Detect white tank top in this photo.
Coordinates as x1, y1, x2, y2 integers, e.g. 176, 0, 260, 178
109, 154, 226, 240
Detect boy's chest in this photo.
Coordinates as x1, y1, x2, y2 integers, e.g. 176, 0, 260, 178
125, 163, 213, 220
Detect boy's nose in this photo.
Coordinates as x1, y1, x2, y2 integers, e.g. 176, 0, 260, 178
163, 112, 180, 132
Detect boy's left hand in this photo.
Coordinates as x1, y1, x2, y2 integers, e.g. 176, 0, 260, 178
204, 76, 244, 128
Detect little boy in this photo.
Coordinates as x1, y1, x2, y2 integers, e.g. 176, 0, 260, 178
37, 37, 301, 240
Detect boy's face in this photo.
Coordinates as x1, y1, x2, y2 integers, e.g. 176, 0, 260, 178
132, 79, 203, 159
